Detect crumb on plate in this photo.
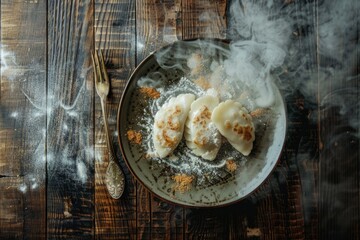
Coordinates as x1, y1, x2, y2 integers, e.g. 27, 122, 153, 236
226, 159, 237, 173
250, 108, 268, 118
172, 174, 194, 193
139, 87, 160, 99
126, 129, 142, 144
194, 75, 211, 89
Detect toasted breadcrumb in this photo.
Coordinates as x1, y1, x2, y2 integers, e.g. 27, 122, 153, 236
172, 174, 194, 193
139, 87, 160, 99
233, 124, 253, 142
160, 129, 178, 148
126, 130, 142, 144
226, 159, 237, 173
194, 75, 211, 89
250, 108, 268, 118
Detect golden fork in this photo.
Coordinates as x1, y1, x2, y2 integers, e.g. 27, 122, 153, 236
92, 50, 125, 199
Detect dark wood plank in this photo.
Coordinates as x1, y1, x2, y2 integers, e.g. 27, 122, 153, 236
182, 0, 317, 239
317, 1, 360, 235
319, 78, 359, 239
94, 1, 137, 239
136, 0, 182, 60
182, 0, 227, 39
226, 1, 325, 239
46, 1, 95, 238
285, 94, 319, 240
135, 1, 186, 239
151, 198, 185, 240
273, 1, 322, 238
0, 0, 47, 239
179, 0, 237, 239
0, 177, 24, 239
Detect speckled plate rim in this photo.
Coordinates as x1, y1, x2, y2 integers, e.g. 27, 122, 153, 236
117, 38, 287, 208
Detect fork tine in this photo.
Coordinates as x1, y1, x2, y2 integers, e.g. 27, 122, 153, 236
99, 50, 109, 83
91, 52, 99, 83
93, 51, 103, 83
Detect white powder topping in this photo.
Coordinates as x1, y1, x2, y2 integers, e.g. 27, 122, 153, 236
135, 76, 257, 187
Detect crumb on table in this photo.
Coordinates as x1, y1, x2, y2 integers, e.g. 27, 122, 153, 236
226, 159, 237, 173
126, 129, 142, 144
172, 174, 194, 193
139, 87, 160, 99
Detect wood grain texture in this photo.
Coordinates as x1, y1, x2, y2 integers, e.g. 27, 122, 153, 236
319, 84, 360, 239
0, 0, 47, 239
180, 1, 233, 239
135, 1, 186, 239
318, 41, 360, 240
286, 94, 319, 240
136, 0, 182, 61
182, 0, 227, 39
151, 198, 185, 240
94, 1, 137, 239
316, 0, 359, 238
0, 177, 25, 239
0, 0, 359, 239
46, 0, 94, 238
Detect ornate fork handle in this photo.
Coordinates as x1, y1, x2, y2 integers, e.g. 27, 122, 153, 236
101, 98, 125, 199
105, 151, 125, 198
92, 50, 125, 199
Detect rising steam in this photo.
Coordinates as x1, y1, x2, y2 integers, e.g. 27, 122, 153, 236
226, 0, 359, 235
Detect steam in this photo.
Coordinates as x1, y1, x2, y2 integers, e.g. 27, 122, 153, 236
226, 0, 359, 130
0, 44, 16, 75
225, 0, 359, 235
225, 1, 292, 107
0, 43, 94, 192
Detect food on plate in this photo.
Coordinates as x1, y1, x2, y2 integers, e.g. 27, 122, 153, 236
184, 94, 221, 160
250, 108, 268, 118
211, 100, 255, 156
172, 174, 194, 193
139, 86, 161, 99
194, 75, 211, 89
126, 129, 142, 144
225, 159, 237, 172
153, 93, 195, 158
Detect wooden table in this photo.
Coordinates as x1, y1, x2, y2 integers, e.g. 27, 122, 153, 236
0, 0, 359, 239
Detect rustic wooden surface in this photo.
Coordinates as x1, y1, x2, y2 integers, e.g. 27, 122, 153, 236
0, 0, 359, 239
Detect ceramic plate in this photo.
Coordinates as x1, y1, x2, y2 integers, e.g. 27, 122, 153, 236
117, 39, 286, 207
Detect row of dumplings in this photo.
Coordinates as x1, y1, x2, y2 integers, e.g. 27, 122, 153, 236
153, 91, 256, 160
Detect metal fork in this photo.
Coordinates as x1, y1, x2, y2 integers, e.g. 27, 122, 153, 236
92, 50, 125, 199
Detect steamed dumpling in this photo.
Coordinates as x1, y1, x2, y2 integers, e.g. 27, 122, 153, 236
153, 94, 195, 158
185, 94, 221, 160
211, 100, 255, 156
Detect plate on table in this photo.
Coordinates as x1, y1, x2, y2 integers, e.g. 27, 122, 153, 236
117, 39, 286, 207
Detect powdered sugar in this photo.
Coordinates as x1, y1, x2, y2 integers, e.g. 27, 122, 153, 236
133, 62, 275, 188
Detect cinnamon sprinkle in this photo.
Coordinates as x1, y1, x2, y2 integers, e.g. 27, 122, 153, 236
250, 108, 268, 118
139, 87, 160, 99
126, 129, 142, 144
194, 75, 211, 89
226, 159, 237, 173
172, 174, 194, 193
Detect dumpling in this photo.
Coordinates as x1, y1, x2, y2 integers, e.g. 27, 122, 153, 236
153, 93, 195, 158
184, 94, 221, 160
211, 100, 255, 156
